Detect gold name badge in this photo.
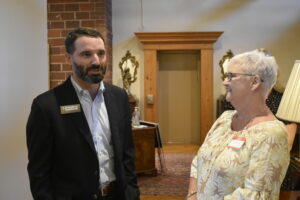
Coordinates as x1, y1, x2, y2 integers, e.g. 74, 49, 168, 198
60, 104, 81, 114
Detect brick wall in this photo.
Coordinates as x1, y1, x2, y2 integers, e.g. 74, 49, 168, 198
48, 0, 112, 88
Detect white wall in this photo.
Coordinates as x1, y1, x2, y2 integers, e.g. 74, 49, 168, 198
0, 0, 48, 199
112, 0, 300, 121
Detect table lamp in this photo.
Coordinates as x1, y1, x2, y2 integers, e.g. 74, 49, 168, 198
276, 60, 300, 157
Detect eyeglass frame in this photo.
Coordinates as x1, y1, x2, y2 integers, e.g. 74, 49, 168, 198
224, 72, 264, 82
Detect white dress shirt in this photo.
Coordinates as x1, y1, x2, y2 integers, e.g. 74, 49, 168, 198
71, 76, 116, 188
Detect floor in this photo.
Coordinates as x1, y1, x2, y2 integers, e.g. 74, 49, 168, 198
141, 194, 184, 200
140, 143, 300, 200
140, 143, 199, 200
159, 143, 199, 154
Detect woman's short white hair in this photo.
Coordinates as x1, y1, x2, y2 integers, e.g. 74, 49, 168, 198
230, 50, 278, 96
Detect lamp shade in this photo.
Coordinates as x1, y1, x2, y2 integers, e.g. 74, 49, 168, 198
276, 60, 300, 123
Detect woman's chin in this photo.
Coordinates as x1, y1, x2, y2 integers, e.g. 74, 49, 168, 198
225, 93, 232, 102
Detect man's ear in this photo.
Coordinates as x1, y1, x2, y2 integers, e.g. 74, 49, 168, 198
251, 76, 262, 91
66, 53, 71, 62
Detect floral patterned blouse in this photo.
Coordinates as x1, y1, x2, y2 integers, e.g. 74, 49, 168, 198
190, 110, 290, 200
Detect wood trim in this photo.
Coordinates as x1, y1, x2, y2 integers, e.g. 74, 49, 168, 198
144, 50, 158, 122
141, 43, 213, 50
200, 49, 214, 144
135, 32, 223, 44
136, 32, 222, 144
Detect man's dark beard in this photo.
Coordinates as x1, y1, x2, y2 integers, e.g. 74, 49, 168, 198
73, 63, 106, 83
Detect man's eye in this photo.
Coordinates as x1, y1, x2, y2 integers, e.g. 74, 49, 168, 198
80, 52, 91, 57
98, 51, 105, 56
83, 53, 91, 57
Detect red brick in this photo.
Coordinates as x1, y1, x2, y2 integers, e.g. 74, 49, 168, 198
95, 20, 104, 26
50, 55, 66, 63
81, 20, 95, 27
48, 38, 65, 46
50, 80, 62, 89
60, 47, 67, 54
50, 46, 62, 54
48, 29, 61, 38
65, 4, 79, 11
90, 12, 103, 20
48, 0, 58, 2
48, 0, 88, 4
75, 12, 90, 19
80, 3, 94, 11
95, 2, 104, 8
92, 0, 105, 2
70, 0, 92, 2
61, 13, 74, 20
48, 0, 112, 84
50, 64, 61, 71
49, 4, 65, 12
62, 64, 72, 71
96, 26, 105, 34
48, 13, 62, 20
48, 21, 65, 29
95, 7, 104, 13
65, 72, 73, 78
51, 72, 66, 80
61, 29, 73, 37
66, 20, 80, 28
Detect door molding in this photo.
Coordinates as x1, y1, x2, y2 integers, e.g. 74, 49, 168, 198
135, 32, 223, 144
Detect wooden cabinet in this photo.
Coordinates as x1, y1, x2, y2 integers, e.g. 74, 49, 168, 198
132, 127, 157, 175
281, 156, 300, 190
280, 191, 300, 199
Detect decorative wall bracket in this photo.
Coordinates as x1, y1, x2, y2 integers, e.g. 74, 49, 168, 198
119, 50, 139, 95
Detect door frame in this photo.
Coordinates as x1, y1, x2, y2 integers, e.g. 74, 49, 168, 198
135, 32, 223, 144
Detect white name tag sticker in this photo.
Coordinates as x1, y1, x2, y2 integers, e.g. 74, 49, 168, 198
60, 104, 81, 114
227, 136, 246, 150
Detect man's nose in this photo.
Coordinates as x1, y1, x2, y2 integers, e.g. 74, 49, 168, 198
91, 54, 100, 65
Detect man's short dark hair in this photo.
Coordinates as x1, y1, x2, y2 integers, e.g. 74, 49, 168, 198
65, 28, 105, 54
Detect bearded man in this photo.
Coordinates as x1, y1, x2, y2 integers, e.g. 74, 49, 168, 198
26, 28, 140, 200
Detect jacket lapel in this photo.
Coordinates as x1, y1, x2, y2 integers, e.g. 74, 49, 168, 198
103, 84, 116, 134
53, 77, 97, 155
103, 83, 121, 148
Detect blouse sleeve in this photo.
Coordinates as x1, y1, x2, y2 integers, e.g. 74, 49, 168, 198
189, 111, 233, 180
190, 156, 198, 178
224, 127, 290, 200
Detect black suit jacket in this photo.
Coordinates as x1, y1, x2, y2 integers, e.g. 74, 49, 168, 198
26, 77, 140, 200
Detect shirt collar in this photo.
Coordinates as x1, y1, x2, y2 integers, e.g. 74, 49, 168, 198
71, 76, 105, 96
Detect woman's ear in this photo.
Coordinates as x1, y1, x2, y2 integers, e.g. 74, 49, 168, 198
250, 76, 262, 91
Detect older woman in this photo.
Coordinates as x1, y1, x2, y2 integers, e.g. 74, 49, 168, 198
187, 50, 289, 200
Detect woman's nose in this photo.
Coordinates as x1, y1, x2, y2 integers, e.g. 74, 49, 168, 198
222, 78, 229, 86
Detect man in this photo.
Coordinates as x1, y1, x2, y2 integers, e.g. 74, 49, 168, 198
26, 28, 140, 200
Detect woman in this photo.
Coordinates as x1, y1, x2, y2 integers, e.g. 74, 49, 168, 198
187, 50, 289, 200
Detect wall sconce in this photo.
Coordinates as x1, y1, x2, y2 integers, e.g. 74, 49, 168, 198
119, 50, 139, 115
119, 50, 139, 95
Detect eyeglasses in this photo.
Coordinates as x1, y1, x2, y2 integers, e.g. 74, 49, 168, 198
224, 72, 264, 82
